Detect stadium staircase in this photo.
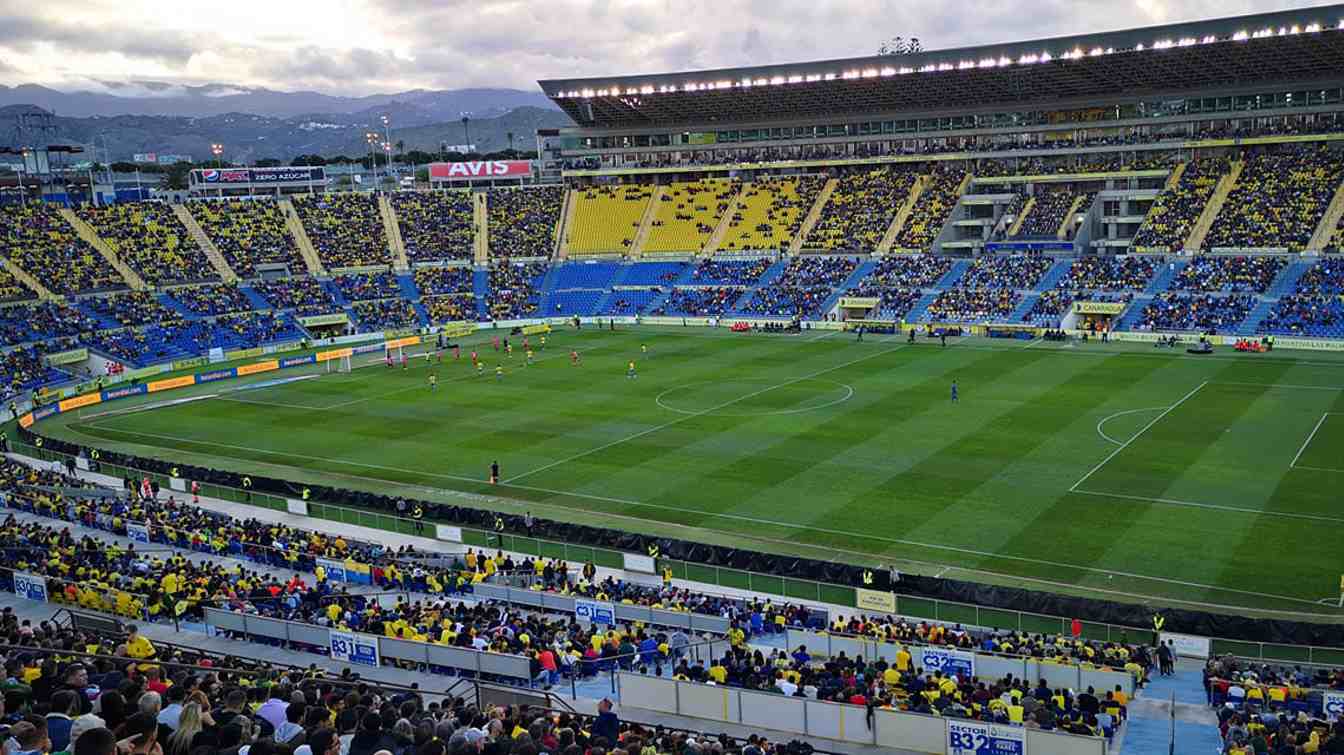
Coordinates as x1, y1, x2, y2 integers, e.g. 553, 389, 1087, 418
1116, 661, 1223, 755
701, 184, 743, 256
239, 285, 271, 311
590, 263, 636, 314
278, 199, 326, 275
171, 204, 239, 283
472, 268, 489, 319
1032, 259, 1073, 293
72, 300, 122, 330
1268, 258, 1312, 298
395, 272, 421, 301
157, 292, 199, 320
58, 208, 147, 291
1006, 196, 1035, 238
816, 258, 877, 314
730, 257, 791, 313
626, 185, 665, 258
555, 188, 579, 259
789, 178, 838, 253
377, 195, 410, 271
903, 289, 943, 322
1008, 294, 1039, 322
1113, 296, 1152, 331
1183, 160, 1242, 252
1143, 257, 1185, 295
473, 192, 489, 263
1056, 195, 1088, 239
326, 280, 348, 306
936, 259, 971, 288
1235, 298, 1276, 336
1307, 179, 1344, 250
876, 175, 926, 255
0, 258, 51, 299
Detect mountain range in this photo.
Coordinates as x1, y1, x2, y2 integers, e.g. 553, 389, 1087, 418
0, 84, 572, 164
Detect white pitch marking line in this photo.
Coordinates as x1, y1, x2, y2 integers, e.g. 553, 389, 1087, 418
1290, 413, 1331, 469
1069, 381, 1207, 492
1094, 407, 1168, 446
1071, 488, 1344, 525
215, 395, 331, 411
1292, 465, 1344, 474
1215, 381, 1344, 391
56, 422, 1340, 612
502, 344, 906, 484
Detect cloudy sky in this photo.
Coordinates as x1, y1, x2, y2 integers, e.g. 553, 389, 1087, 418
0, 0, 1337, 95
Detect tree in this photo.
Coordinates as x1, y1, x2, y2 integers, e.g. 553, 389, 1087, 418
165, 161, 193, 190
255, 158, 282, 168
878, 36, 922, 55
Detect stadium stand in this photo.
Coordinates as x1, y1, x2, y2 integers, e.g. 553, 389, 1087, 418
1056, 256, 1157, 291
737, 257, 857, 317
1015, 190, 1090, 238
291, 194, 390, 268
423, 294, 476, 324
75, 202, 217, 285
0, 265, 33, 302
1203, 147, 1344, 252
0, 205, 124, 294
1257, 258, 1344, 337
923, 289, 1022, 323
213, 311, 304, 345
958, 256, 1054, 290
642, 179, 737, 254
390, 191, 474, 262
803, 168, 918, 251
719, 177, 825, 252
164, 284, 257, 316
487, 186, 563, 258
252, 278, 341, 315
1132, 159, 1229, 250
488, 262, 547, 320
413, 266, 474, 296
332, 272, 401, 302
651, 287, 745, 316
565, 185, 654, 254
351, 298, 421, 331
1135, 292, 1255, 333
854, 254, 953, 290
186, 198, 303, 277
686, 258, 772, 286
1168, 255, 1286, 294
0, 302, 98, 345
894, 168, 965, 251
82, 291, 180, 328
0, 344, 71, 391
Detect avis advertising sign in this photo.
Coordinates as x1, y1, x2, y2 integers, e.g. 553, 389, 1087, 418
429, 160, 532, 180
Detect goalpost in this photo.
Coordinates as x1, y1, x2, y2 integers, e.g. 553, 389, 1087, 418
326, 354, 352, 373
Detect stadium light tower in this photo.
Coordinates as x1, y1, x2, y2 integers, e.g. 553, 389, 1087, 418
365, 131, 379, 189
210, 143, 224, 168
461, 116, 471, 154
380, 114, 392, 168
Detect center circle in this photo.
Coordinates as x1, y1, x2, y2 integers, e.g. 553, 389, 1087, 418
656, 378, 855, 417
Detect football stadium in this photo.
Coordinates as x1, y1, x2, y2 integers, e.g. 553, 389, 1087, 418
4, 5, 1344, 754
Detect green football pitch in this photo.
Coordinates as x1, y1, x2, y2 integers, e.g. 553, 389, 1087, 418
37, 326, 1344, 620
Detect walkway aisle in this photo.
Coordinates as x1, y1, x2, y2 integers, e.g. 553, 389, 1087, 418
1119, 659, 1223, 755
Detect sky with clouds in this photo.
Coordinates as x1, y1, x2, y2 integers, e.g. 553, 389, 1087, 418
0, 0, 1338, 96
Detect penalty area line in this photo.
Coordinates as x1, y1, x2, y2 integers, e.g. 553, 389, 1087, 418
1069, 381, 1207, 492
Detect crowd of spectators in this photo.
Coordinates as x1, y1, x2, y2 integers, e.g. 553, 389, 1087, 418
0, 205, 125, 294
0, 303, 99, 345
803, 169, 917, 251
924, 289, 1021, 323
720, 177, 825, 252
894, 169, 964, 251
1295, 257, 1344, 295
391, 191, 475, 262
854, 255, 952, 292
1206, 655, 1344, 754
291, 195, 390, 268
688, 258, 772, 286
422, 296, 475, 324
737, 257, 856, 317
1204, 147, 1344, 252
187, 199, 302, 277
487, 186, 563, 259
1132, 159, 1229, 250
651, 288, 744, 317
958, 256, 1054, 290
351, 299, 421, 331
333, 272, 400, 302
1058, 257, 1156, 291
167, 285, 256, 317
413, 267, 473, 297
0, 265, 33, 302
1256, 258, 1344, 337
76, 202, 217, 285
487, 263, 546, 320
644, 179, 737, 253
1015, 190, 1086, 238
83, 292, 179, 328
253, 279, 340, 313
1021, 290, 1079, 326
1135, 293, 1254, 333
213, 312, 303, 345
1170, 255, 1286, 294
0, 344, 69, 391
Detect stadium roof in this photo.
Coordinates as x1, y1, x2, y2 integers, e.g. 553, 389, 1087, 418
539, 5, 1344, 129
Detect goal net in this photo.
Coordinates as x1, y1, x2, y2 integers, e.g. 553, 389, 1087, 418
326, 354, 352, 373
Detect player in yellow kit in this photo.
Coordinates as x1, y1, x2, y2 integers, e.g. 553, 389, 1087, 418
627, 360, 637, 379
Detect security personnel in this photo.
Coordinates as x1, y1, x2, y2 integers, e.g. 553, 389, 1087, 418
0, 431, 8, 453
1151, 612, 1165, 645
412, 503, 424, 534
